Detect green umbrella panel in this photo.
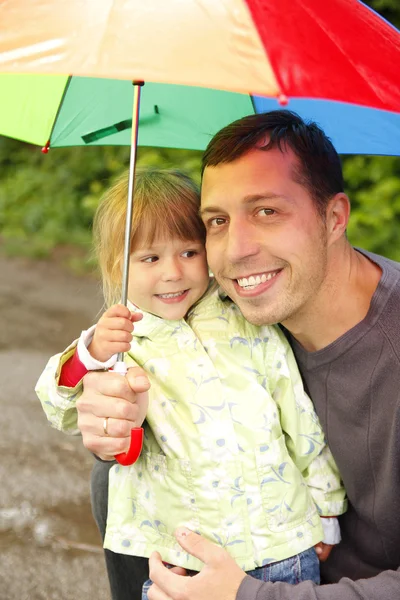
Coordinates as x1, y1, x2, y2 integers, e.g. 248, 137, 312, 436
0, 73, 255, 151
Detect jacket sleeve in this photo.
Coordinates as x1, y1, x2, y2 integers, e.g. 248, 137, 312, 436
266, 327, 347, 517
236, 567, 400, 600
35, 340, 83, 434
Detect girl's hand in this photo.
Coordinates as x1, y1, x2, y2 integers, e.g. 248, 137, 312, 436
88, 304, 141, 362
314, 542, 334, 562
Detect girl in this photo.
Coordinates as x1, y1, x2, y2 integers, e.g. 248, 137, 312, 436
36, 168, 346, 598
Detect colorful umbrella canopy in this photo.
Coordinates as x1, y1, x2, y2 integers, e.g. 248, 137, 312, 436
0, 0, 399, 111
0, 74, 400, 156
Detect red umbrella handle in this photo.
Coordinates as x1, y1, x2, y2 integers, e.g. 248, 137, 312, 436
115, 427, 144, 466
111, 360, 145, 466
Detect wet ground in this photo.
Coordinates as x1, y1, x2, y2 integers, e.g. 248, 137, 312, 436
0, 253, 112, 599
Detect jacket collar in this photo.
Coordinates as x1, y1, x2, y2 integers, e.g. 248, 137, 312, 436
127, 300, 186, 340
127, 283, 230, 340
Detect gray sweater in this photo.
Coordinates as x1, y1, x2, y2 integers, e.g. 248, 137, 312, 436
237, 249, 400, 600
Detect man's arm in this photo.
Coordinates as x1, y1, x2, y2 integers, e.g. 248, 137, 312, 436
148, 529, 400, 600
236, 568, 400, 600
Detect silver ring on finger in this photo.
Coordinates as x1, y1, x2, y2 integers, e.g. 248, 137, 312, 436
103, 417, 110, 436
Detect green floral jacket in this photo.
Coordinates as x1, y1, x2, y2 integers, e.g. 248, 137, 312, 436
36, 288, 347, 571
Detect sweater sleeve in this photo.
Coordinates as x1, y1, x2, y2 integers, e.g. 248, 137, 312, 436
236, 567, 400, 600
266, 328, 347, 517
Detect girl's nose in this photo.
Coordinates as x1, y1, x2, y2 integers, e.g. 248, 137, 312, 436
162, 258, 183, 281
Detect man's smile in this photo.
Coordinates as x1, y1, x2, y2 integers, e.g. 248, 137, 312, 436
236, 270, 281, 289
229, 269, 283, 296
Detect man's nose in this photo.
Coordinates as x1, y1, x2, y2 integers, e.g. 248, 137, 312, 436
162, 257, 183, 281
225, 218, 260, 263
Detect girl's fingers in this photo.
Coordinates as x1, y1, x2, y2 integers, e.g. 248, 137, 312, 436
104, 304, 132, 318
96, 329, 133, 343
102, 342, 132, 355
100, 316, 134, 332
102, 304, 143, 323
314, 542, 334, 562
92, 341, 132, 358
130, 311, 143, 323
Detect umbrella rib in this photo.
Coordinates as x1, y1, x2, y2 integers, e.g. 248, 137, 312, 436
45, 76, 73, 148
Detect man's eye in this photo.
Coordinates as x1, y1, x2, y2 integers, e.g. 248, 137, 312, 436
257, 208, 275, 216
142, 256, 159, 263
209, 217, 226, 227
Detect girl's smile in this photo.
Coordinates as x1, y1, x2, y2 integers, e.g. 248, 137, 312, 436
155, 289, 190, 303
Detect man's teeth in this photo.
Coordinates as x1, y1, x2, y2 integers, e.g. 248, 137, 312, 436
158, 291, 185, 299
237, 272, 278, 289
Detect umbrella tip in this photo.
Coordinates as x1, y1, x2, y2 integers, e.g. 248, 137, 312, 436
41, 140, 50, 154
278, 94, 288, 106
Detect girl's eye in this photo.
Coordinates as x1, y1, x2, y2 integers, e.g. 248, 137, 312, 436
182, 250, 197, 258
142, 256, 159, 263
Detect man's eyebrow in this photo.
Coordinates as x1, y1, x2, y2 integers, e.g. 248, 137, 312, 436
200, 193, 289, 217
243, 193, 287, 204
199, 205, 221, 218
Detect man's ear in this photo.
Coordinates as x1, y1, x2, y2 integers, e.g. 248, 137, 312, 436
326, 193, 350, 243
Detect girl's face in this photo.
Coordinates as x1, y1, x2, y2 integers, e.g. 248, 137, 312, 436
128, 237, 209, 320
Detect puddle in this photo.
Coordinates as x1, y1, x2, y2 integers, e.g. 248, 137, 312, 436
0, 500, 102, 554
0, 502, 37, 532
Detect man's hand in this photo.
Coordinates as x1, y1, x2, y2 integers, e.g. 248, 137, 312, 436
148, 527, 246, 600
76, 366, 150, 460
88, 304, 139, 362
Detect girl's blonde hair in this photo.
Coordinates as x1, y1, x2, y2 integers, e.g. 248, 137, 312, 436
93, 168, 206, 306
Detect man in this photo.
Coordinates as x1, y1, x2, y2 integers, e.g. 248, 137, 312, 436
77, 111, 400, 600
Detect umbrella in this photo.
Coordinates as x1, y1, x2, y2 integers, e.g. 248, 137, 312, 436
1, 0, 400, 464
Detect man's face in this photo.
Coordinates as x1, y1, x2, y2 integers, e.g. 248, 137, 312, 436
201, 147, 329, 327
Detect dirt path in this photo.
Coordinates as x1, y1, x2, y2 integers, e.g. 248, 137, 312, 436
0, 253, 112, 599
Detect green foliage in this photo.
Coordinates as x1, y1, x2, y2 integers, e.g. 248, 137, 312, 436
343, 156, 400, 260
366, 0, 400, 27
0, 137, 201, 267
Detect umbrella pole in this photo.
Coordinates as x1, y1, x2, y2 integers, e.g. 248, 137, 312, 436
113, 81, 146, 467
116, 81, 144, 365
